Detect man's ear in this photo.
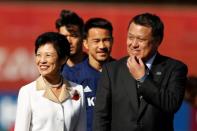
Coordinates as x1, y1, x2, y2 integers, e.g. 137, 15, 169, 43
111, 37, 114, 45
83, 39, 89, 50
154, 37, 162, 45
152, 38, 161, 49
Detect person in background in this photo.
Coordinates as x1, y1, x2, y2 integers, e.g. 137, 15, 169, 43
184, 76, 197, 131
14, 32, 86, 131
185, 76, 197, 107
174, 76, 197, 131
55, 9, 87, 67
62, 17, 115, 131
93, 13, 188, 131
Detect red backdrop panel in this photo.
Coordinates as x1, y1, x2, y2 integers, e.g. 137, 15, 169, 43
0, 3, 197, 91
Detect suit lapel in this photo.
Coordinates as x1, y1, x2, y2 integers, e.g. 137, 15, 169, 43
138, 54, 166, 118
121, 57, 138, 112
150, 54, 166, 83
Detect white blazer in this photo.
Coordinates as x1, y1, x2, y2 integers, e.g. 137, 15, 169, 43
15, 76, 86, 131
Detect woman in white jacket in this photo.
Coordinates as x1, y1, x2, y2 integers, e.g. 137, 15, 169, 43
14, 32, 86, 131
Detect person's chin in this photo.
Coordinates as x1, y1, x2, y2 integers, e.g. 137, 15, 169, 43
70, 52, 77, 56
40, 73, 49, 77
97, 56, 109, 62
130, 53, 141, 58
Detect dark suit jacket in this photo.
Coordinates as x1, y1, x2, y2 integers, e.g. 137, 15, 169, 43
93, 53, 188, 131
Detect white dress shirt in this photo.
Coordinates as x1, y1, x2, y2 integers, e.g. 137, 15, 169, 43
14, 76, 86, 131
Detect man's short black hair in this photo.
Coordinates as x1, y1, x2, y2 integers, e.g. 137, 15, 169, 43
83, 17, 113, 39
129, 13, 164, 44
55, 10, 84, 34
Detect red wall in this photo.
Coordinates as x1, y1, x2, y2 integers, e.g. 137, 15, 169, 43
0, 2, 197, 91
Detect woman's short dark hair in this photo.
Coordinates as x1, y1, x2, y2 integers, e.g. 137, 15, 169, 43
35, 32, 70, 60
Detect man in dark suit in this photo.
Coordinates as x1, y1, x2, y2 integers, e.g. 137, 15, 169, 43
93, 13, 188, 131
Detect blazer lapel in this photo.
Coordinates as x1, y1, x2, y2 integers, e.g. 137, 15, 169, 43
138, 54, 166, 118
36, 76, 71, 103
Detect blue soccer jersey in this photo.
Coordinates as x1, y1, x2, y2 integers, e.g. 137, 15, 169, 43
62, 58, 115, 131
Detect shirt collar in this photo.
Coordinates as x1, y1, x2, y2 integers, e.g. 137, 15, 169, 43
145, 53, 157, 70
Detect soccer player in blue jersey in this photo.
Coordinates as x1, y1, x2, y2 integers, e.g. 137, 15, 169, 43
62, 18, 115, 131
55, 9, 87, 67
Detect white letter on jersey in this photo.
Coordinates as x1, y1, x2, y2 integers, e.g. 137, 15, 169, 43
87, 97, 95, 106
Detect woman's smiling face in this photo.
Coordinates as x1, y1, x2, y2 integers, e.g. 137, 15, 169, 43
35, 43, 62, 78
